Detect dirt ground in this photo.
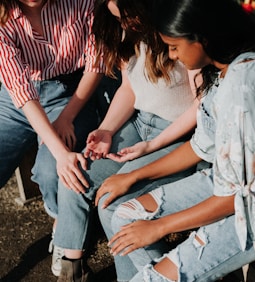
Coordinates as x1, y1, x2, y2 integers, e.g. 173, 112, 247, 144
0, 175, 116, 282
1, 175, 255, 282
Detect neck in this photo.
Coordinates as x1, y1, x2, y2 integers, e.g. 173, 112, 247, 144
19, 0, 47, 17
214, 62, 228, 78
19, 0, 47, 36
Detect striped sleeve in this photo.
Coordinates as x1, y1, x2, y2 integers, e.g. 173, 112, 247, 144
0, 24, 39, 108
81, 0, 105, 73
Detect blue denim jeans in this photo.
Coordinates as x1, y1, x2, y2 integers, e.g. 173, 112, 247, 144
0, 71, 98, 218
111, 169, 255, 281
54, 111, 195, 275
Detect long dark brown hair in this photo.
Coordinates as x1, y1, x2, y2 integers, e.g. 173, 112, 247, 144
152, 0, 255, 96
93, 0, 174, 82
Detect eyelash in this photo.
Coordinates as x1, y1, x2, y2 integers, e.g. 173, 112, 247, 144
169, 46, 177, 51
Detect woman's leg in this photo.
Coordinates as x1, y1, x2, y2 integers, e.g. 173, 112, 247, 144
30, 77, 99, 276
53, 119, 142, 250
99, 111, 195, 244
31, 78, 99, 218
0, 85, 36, 188
98, 140, 197, 281
110, 169, 214, 281
130, 215, 255, 282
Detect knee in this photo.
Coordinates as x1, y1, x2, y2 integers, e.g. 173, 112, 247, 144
111, 188, 164, 232
32, 146, 57, 186
58, 182, 77, 205
142, 256, 179, 282
114, 188, 164, 220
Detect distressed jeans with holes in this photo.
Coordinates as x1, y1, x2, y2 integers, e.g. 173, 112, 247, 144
54, 111, 195, 281
112, 169, 255, 281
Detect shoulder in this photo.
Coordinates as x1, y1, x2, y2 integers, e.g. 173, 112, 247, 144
215, 53, 255, 114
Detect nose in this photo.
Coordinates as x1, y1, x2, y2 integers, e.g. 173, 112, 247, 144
168, 48, 178, 60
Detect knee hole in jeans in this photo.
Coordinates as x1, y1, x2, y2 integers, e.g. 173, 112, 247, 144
115, 188, 164, 220
152, 256, 179, 282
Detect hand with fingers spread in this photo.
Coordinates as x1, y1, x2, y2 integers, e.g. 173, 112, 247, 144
84, 129, 113, 160
56, 151, 89, 194
95, 173, 136, 208
108, 220, 162, 256
107, 141, 151, 163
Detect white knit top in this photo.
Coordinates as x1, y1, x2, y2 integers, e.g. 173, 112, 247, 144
127, 42, 194, 122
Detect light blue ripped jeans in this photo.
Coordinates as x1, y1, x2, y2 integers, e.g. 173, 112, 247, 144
54, 111, 195, 276
111, 169, 255, 281
0, 69, 98, 218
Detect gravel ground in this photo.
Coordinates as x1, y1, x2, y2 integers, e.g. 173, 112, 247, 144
1, 175, 254, 282
0, 175, 116, 282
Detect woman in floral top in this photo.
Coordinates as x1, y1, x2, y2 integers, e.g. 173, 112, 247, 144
97, 0, 255, 281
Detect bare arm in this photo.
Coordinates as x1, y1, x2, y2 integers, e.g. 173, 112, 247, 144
107, 69, 201, 162
158, 195, 234, 236
147, 99, 198, 151
52, 71, 104, 149
95, 141, 201, 207
127, 141, 201, 185
58, 71, 103, 123
145, 69, 201, 152
22, 100, 89, 192
109, 195, 235, 256
84, 66, 136, 159
97, 67, 135, 134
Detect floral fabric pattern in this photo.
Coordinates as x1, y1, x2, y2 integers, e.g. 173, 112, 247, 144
191, 52, 255, 250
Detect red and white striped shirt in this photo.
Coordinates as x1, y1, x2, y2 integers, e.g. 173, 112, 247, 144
0, 0, 105, 108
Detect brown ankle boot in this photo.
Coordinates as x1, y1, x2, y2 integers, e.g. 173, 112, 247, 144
57, 257, 89, 282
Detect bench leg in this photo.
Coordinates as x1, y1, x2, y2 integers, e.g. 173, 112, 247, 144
15, 144, 41, 205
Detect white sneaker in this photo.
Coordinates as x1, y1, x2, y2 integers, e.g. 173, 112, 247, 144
49, 232, 65, 276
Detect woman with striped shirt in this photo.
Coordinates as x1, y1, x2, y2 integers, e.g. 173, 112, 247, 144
0, 0, 104, 276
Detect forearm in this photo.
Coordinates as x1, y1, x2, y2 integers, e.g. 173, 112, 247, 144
149, 100, 199, 152
58, 71, 104, 122
98, 69, 135, 135
22, 100, 69, 159
98, 88, 135, 134
157, 195, 235, 238
130, 141, 201, 183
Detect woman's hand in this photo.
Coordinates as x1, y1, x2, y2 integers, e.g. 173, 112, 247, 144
52, 116, 76, 150
107, 141, 151, 162
56, 150, 89, 194
84, 129, 113, 160
108, 220, 163, 256
95, 173, 135, 208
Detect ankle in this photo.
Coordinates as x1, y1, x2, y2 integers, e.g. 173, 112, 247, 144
65, 249, 83, 260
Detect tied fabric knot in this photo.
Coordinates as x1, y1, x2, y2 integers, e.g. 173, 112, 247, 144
235, 187, 249, 251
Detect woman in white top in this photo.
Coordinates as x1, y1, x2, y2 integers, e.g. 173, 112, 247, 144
53, 0, 201, 280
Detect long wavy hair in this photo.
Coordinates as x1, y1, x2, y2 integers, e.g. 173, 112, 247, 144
93, 0, 174, 82
152, 0, 255, 96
